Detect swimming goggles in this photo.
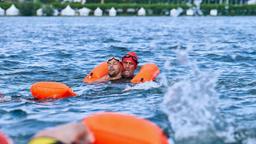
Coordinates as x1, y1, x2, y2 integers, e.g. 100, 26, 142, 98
107, 57, 121, 62
122, 54, 138, 64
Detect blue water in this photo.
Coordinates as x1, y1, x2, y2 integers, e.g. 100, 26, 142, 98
0, 17, 256, 144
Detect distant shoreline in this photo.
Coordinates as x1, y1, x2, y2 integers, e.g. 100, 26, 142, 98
0, 2, 255, 16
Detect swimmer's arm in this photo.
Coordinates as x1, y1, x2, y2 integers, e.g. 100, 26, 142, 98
93, 75, 109, 83
30, 123, 94, 144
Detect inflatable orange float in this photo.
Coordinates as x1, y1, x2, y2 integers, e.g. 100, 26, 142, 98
83, 112, 168, 144
131, 63, 160, 84
30, 82, 76, 100
83, 62, 108, 84
84, 62, 160, 84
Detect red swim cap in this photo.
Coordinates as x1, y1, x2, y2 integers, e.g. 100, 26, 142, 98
127, 52, 138, 60
122, 52, 138, 68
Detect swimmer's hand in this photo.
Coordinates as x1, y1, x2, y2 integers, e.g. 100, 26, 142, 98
33, 123, 94, 144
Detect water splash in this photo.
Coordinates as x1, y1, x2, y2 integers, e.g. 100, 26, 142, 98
244, 138, 256, 144
162, 48, 237, 143
123, 82, 161, 92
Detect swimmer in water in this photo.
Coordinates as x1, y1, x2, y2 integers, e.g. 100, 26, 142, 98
121, 52, 139, 79
95, 57, 123, 83
29, 123, 94, 144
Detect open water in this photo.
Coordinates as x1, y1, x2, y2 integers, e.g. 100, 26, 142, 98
0, 17, 256, 144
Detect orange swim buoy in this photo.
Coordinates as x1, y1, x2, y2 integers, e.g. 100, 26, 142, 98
131, 63, 160, 84
30, 82, 76, 100
83, 112, 168, 144
83, 62, 108, 84
0, 132, 9, 144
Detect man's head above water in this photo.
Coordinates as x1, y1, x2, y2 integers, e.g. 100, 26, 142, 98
121, 52, 138, 79
107, 57, 123, 78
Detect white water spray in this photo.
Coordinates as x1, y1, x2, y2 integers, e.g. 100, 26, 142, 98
123, 81, 161, 92
162, 48, 237, 143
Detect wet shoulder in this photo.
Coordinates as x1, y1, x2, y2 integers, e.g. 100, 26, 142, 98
110, 78, 132, 83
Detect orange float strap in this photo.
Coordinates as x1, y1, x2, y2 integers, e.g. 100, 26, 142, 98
131, 63, 160, 84
83, 62, 108, 84
30, 82, 76, 100
0, 132, 9, 144
83, 112, 168, 144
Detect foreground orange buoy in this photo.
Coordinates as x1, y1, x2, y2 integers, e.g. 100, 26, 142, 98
83, 112, 168, 144
131, 63, 160, 84
83, 62, 108, 84
30, 82, 76, 100
0, 132, 9, 144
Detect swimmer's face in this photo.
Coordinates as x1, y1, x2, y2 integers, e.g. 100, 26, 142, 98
122, 60, 136, 78
107, 59, 122, 77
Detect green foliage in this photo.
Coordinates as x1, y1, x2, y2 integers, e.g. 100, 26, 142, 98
201, 4, 226, 10
1, 1, 256, 16
199, 4, 256, 15
0, 2, 12, 10
52, 2, 65, 9
41, 0, 57, 4
43, 5, 54, 16
18, 2, 41, 16
86, 0, 184, 3
70, 2, 84, 9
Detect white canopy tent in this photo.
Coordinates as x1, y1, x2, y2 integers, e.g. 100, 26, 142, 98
94, 7, 103, 16
138, 7, 146, 16
186, 9, 194, 16
61, 5, 75, 16
36, 8, 43, 16
109, 7, 116, 16
170, 8, 183, 17
6, 4, 19, 16
210, 9, 218, 16
170, 9, 177, 17
79, 7, 90, 16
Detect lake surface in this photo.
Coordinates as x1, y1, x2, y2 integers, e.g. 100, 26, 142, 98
0, 17, 256, 144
